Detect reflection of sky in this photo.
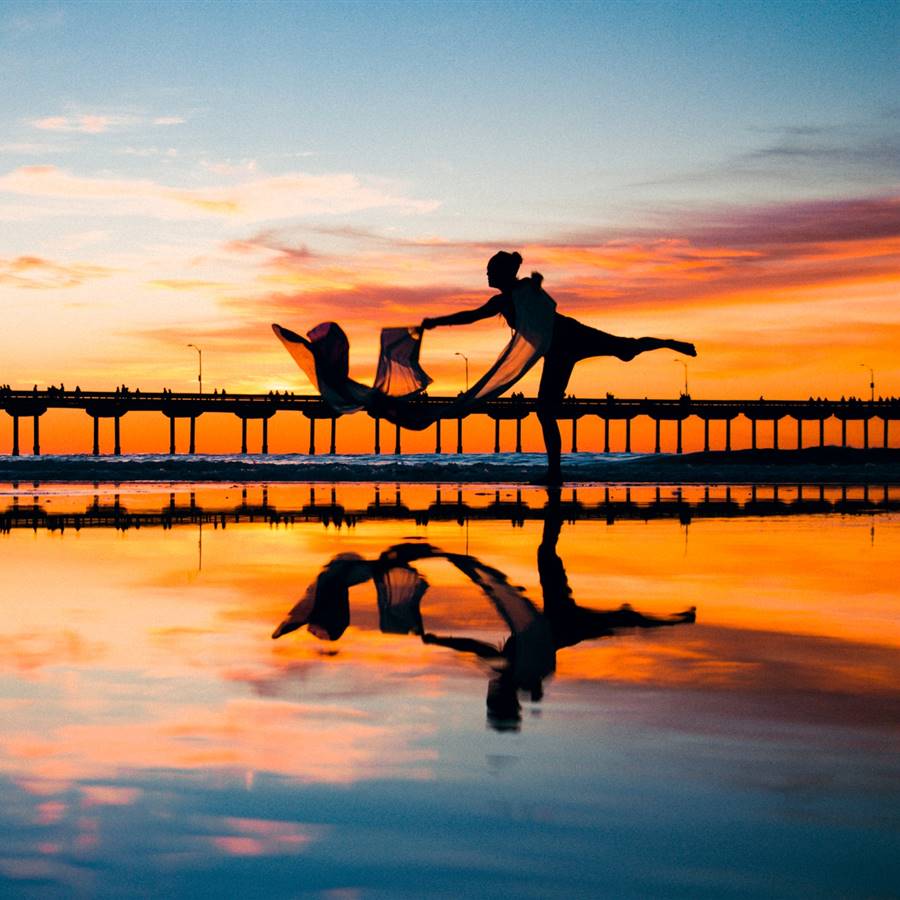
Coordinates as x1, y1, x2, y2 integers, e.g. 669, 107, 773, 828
0, 484, 898, 896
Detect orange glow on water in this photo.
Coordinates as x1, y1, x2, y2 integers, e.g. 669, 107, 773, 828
0, 484, 897, 728
0, 482, 897, 892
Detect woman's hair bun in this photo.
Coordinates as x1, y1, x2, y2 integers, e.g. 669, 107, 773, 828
487, 250, 523, 275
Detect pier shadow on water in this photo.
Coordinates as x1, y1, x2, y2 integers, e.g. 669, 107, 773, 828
272, 492, 695, 731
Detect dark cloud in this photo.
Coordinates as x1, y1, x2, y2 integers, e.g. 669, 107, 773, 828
635, 119, 900, 189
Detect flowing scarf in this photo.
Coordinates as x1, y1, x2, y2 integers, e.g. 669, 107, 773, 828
272, 276, 556, 430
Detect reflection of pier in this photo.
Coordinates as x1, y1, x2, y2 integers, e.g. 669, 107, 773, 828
1, 389, 898, 456
1, 484, 896, 533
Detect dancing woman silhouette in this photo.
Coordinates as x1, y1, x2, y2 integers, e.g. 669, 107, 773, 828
422, 251, 697, 484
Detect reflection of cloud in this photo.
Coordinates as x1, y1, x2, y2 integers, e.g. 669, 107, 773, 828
207, 817, 322, 856
0, 698, 436, 787
80, 785, 142, 807
560, 623, 900, 733
0, 630, 107, 673
0, 165, 438, 222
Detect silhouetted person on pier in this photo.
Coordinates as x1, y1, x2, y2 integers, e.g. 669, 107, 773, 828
422, 251, 696, 484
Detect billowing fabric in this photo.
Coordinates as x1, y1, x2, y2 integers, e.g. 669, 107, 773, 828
376, 565, 428, 635
272, 276, 556, 430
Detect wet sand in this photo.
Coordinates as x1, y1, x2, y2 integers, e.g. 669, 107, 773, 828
1, 446, 898, 484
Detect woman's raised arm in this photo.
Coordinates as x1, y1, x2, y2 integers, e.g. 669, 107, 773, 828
421, 294, 506, 330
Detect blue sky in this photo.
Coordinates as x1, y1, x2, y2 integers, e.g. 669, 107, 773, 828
3, 0, 896, 232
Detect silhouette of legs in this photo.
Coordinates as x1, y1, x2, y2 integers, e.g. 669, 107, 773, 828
536, 355, 577, 484
536, 316, 696, 480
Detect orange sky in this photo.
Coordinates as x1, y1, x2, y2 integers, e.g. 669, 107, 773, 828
4, 194, 898, 401
3, 193, 899, 455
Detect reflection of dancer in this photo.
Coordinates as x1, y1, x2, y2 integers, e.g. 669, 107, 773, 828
272, 545, 433, 641
422, 252, 697, 484
272, 506, 694, 732
427, 494, 694, 729
538, 491, 695, 650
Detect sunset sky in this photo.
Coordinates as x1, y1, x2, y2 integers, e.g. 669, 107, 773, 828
1, 0, 898, 418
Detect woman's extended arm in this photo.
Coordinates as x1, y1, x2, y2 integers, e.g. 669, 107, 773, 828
422, 294, 506, 330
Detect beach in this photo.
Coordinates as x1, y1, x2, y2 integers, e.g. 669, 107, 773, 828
1, 446, 898, 484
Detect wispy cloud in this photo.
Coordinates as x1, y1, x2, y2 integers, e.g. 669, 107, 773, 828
2, 6, 64, 37
637, 120, 900, 189
0, 255, 112, 289
29, 112, 187, 134
211, 192, 900, 347
149, 279, 232, 291
31, 114, 137, 134
119, 146, 179, 158
0, 165, 439, 221
0, 141, 70, 156
201, 158, 258, 176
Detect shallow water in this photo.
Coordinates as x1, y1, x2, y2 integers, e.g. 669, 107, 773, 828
1, 483, 898, 898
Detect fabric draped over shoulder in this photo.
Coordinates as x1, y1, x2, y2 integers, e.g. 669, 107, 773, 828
272, 275, 556, 430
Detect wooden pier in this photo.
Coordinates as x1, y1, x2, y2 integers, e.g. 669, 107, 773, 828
1, 388, 897, 455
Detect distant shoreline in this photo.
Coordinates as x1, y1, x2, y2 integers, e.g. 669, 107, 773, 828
1, 447, 898, 484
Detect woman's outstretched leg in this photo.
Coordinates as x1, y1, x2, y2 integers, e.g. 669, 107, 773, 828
620, 336, 696, 361
562, 318, 695, 363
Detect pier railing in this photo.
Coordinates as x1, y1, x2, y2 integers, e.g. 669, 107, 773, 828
1, 389, 897, 456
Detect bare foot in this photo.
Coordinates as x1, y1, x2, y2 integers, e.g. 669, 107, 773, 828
672, 340, 696, 357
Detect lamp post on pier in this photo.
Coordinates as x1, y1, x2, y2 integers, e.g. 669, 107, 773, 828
455, 352, 469, 392
860, 363, 874, 402
187, 344, 202, 396
674, 359, 689, 397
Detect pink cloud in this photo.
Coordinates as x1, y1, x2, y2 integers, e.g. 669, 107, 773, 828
31, 114, 131, 134
0, 255, 113, 289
